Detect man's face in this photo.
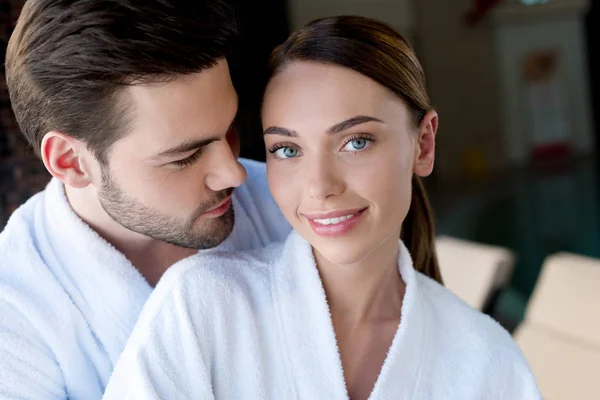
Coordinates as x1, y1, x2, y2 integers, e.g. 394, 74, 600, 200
97, 59, 246, 249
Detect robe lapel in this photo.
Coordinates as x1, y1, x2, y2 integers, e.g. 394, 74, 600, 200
39, 179, 152, 367
273, 232, 350, 399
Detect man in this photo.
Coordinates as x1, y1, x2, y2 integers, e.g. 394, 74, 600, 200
0, 0, 290, 398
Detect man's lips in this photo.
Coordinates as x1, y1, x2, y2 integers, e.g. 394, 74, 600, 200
201, 194, 233, 217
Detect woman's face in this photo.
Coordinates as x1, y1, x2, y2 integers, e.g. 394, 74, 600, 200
262, 61, 437, 266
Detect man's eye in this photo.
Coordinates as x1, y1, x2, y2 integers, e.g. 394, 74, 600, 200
172, 149, 202, 168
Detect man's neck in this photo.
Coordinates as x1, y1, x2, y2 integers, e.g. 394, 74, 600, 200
65, 184, 196, 286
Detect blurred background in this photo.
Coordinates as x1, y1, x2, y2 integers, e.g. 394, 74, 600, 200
1, 0, 599, 396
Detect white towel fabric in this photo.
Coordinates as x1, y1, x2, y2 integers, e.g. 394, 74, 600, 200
103, 231, 541, 400
0, 158, 291, 400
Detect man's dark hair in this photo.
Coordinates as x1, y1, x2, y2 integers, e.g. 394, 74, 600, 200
5, 0, 238, 162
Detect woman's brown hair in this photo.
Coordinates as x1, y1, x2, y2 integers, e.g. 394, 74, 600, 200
267, 16, 442, 284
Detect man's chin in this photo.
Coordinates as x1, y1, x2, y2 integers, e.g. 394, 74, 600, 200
185, 207, 235, 249
101, 195, 236, 250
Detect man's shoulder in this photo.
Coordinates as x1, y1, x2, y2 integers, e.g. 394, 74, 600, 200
237, 158, 269, 197
238, 157, 266, 176
0, 189, 46, 271
0, 186, 65, 315
233, 158, 270, 211
0, 190, 76, 399
230, 158, 291, 245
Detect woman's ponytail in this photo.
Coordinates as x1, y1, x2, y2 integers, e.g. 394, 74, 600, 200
401, 176, 443, 284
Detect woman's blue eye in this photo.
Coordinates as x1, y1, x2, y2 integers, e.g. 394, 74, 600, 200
274, 147, 299, 159
352, 139, 367, 150
343, 138, 369, 151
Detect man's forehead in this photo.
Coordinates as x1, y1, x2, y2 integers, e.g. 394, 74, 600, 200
127, 61, 234, 108
119, 72, 238, 156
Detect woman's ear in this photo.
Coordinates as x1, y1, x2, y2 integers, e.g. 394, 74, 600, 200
413, 110, 438, 177
41, 131, 94, 189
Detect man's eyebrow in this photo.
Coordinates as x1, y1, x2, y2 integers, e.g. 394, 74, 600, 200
155, 114, 240, 158
155, 137, 221, 158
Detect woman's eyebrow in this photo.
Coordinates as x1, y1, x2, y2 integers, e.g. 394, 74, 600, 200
263, 115, 384, 137
326, 115, 384, 134
263, 126, 298, 137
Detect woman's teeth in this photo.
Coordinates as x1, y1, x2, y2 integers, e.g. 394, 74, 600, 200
313, 213, 357, 226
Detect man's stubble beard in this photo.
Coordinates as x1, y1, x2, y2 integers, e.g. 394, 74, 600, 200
98, 168, 235, 249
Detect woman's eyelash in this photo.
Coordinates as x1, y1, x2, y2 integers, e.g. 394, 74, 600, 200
342, 133, 375, 146
266, 134, 375, 156
173, 149, 202, 168
268, 143, 296, 154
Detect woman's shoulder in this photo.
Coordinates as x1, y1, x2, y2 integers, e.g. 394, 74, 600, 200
414, 273, 540, 398
416, 272, 531, 365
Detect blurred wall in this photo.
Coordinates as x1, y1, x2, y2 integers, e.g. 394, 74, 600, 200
286, 0, 505, 182
588, 0, 600, 157
492, 0, 594, 165
230, 0, 290, 161
287, 0, 416, 37
415, 0, 504, 181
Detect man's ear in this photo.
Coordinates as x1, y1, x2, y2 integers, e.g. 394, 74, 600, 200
40, 131, 94, 189
413, 110, 438, 177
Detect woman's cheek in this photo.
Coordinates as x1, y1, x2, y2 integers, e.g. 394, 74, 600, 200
267, 164, 300, 217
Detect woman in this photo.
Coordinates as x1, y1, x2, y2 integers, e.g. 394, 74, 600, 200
103, 16, 540, 400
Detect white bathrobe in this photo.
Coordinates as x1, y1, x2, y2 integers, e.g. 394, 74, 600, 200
103, 231, 541, 400
0, 159, 291, 400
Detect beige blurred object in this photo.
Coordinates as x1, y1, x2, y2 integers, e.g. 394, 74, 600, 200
525, 253, 600, 345
515, 252, 600, 399
515, 324, 600, 400
435, 236, 515, 310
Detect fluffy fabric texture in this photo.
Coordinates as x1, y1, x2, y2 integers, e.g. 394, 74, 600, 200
104, 231, 541, 399
0, 158, 291, 399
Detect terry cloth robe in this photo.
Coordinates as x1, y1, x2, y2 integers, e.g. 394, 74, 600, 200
0, 158, 291, 400
103, 231, 541, 400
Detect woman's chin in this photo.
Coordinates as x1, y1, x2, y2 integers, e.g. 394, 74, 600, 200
310, 242, 370, 267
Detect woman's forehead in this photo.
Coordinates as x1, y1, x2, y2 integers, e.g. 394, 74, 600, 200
263, 63, 408, 133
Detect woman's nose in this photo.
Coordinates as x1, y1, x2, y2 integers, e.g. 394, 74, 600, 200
306, 157, 345, 200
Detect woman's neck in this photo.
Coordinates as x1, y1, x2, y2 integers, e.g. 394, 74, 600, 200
314, 233, 406, 327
